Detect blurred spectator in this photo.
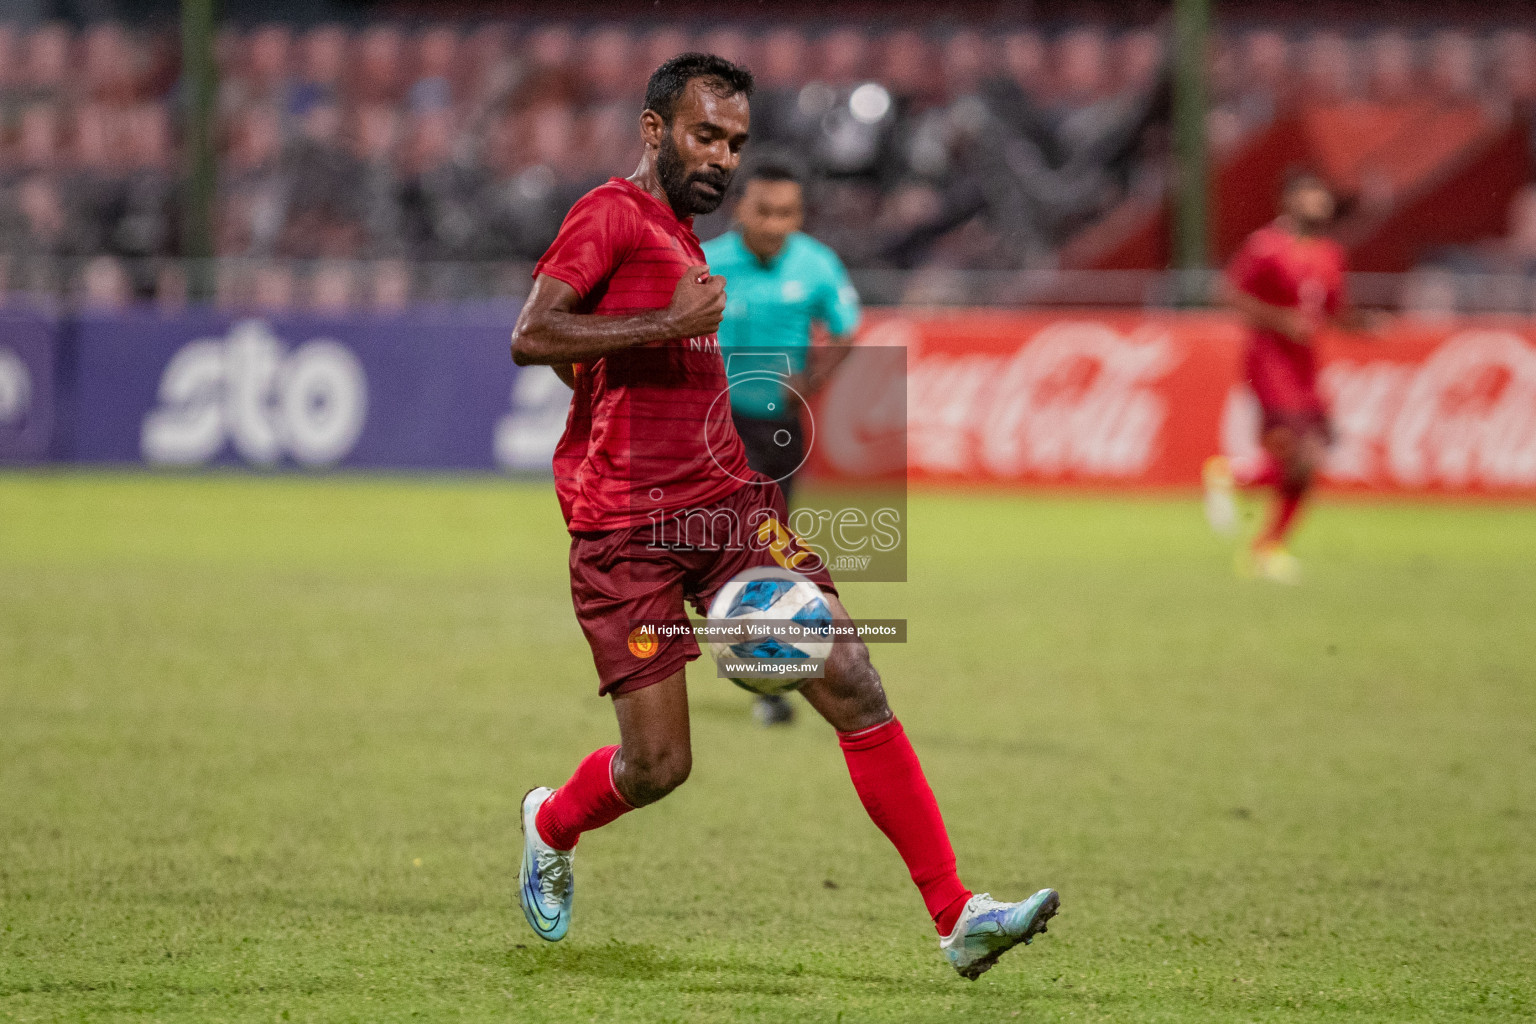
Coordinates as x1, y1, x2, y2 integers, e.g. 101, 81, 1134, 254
62, 103, 121, 257
218, 103, 286, 255
232, 25, 293, 109
396, 110, 486, 263
20, 24, 70, 103
280, 94, 362, 258
0, 17, 1529, 306
348, 104, 405, 256
5, 174, 67, 293
355, 25, 405, 106
116, 104, 175, 275
874, 26, 1169, 270
485, 101, 592, 261
81, 23, 136, 104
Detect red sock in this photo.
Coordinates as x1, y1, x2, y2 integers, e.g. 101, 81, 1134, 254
534, 745, 633, 851
1258, 485, 1307, 547
839, 718, 972, 935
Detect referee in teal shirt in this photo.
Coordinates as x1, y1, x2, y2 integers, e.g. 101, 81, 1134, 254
703, 164, 861, 507
703, 163, 861, 727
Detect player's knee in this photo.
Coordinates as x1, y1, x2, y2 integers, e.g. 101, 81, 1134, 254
823, 642, 891, 731
618, 745, 691, 806
1284, 452, 1317, 490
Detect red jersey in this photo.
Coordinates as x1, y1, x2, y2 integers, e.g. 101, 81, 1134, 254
534, 177, 751, 532
1226, 222, 1347, 413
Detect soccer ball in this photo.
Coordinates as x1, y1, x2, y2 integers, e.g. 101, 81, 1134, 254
706, 567, 835, 695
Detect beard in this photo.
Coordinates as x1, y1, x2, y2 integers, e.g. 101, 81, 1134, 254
657, 131, 731, 216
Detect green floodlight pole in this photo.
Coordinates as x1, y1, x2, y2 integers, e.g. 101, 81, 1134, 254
181, 0, 218, 301
1172, 0, 1211, 306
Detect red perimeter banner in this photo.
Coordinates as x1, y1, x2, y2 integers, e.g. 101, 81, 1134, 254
807, 311, 1536, 496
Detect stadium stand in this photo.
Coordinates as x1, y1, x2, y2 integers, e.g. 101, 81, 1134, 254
0, 20, 1531, 310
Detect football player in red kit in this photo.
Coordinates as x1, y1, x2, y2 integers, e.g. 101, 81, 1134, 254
1204, 172, 1373, 583
507, 53, 1058, 979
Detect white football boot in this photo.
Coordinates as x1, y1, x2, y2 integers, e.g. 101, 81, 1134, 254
518, 787, 574, 941
1202, 455, 1239, 536
940, 889, 1060, 980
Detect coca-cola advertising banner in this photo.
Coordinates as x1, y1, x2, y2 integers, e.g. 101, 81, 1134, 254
811, 311, 1536, 496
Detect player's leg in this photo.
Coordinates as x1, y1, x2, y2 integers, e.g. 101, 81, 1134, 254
521, 529, 699, 941
1247, 418, 1323, 582
519, 669, 691, 941
609, 669, 693, 805
536, 668, 692, 839
1262, 419, 1325, 542
799, 594, 1058, 977
797, 616, 968, 931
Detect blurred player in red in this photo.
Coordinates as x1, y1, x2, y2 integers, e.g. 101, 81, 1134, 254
507, 53, 1057, 978
1205, 171, 1372, 583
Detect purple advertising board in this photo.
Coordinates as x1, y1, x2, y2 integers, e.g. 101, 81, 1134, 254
69, 306, 572, 472
0, 309, 59, 464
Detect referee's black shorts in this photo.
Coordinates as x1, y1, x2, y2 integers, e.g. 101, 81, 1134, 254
731, 411, 805, 504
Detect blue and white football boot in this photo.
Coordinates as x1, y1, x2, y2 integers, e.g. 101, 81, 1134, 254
940, 888, 1060, 980
518, 787, 574, 942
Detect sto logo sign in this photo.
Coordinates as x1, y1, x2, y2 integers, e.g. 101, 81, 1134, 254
0, 346, 31, 427
141, 320, 367, 467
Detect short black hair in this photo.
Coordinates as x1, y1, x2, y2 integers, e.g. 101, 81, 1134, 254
644, 52, 754, 124
749, 161, 800, 184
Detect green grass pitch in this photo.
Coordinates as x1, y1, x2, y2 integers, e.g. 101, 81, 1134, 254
2, 473, 1533, 1023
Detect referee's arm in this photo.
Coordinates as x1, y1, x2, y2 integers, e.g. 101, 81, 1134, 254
804, 257, 862, 392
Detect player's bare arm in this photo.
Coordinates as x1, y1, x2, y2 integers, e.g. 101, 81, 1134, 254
510, 267, 726, 367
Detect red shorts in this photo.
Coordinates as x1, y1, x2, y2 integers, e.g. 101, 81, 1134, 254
567, 475, 838, 697
1246, 338, 1325, 418
1260, 406, 1333, 445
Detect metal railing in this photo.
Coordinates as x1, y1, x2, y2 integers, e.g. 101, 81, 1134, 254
2, 255, 1534, 318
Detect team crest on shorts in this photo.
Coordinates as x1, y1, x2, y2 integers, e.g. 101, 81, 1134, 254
627, 627, 660, 659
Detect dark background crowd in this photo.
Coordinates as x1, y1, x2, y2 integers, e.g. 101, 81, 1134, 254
0, 18, 1533, 309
